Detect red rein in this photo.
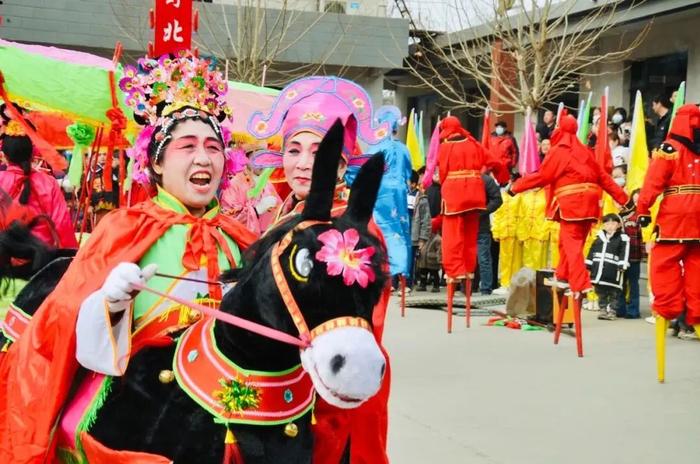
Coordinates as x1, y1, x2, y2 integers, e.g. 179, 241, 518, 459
131, 283, 310, 348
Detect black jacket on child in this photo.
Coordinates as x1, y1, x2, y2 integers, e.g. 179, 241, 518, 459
585, 229, 630, 289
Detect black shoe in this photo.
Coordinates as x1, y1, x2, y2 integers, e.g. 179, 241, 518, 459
480, 290, 493, 296
430, 286, 440, 293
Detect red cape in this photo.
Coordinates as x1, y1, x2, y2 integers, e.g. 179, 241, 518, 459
0, 200, 255, 464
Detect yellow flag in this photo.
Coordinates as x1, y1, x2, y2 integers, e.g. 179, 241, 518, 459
406, 108, 424, 170
627, 90, 659, 242
627, 91, 648, 193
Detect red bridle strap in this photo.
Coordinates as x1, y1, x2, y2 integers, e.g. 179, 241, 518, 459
270, 220, 372, 342
130, 220, 372, 350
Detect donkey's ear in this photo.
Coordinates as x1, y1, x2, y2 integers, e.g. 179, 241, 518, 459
302, 119, 344, 221
342, 152, 384, 226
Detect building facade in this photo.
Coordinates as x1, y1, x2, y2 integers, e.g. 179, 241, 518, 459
390, 0, 700, 141
0, 0, 407, 105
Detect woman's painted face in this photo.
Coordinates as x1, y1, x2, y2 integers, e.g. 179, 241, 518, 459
152, 119, 224, 217
283, 131, 346, 200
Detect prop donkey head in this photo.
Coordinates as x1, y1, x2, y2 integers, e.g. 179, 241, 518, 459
219, 119, 388, 409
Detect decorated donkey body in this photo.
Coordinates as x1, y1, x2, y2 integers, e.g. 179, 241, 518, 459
5, 121, 389, 463
0, 197, 77, 349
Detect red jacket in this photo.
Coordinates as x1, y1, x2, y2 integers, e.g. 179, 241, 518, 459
0, 165, 78, 248
490, 133, 518, 169
438, 135, 508, 215
512, 137, 628, 221
637, 140, 700, 240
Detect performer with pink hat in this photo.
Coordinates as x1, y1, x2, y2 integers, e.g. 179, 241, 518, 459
248, 76, 393, 463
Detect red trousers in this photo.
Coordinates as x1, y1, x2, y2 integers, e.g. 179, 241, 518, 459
650, 242, 700, 325
556, 220, 593, 292
312, 346, 391, 464
442, 212, 479, 280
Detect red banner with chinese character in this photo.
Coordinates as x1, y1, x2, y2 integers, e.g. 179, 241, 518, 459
154, 0, 193, 57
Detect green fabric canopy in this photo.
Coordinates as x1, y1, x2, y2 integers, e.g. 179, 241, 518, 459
0, 40, 132, 126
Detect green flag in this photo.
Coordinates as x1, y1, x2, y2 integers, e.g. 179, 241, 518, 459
577, 92, 592, 143
669, 81, 685, 126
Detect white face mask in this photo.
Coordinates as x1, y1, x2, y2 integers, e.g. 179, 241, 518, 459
612, 114, 623, 125
614, 177, 626, 187
495, 126, 505, 136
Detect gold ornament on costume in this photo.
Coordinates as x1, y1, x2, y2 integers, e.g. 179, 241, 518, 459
284, 422, 299, 438
158, 369, 175, 384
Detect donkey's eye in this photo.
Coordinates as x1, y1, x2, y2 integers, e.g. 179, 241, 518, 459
289, 245, 313, 282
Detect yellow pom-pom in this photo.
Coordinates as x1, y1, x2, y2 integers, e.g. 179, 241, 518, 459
225, 428, 236, 444
4, 120, 26, 137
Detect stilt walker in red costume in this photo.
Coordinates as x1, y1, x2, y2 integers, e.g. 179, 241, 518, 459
509, 115, 629, 356
438, 116, 508, 332
636, 103, 700, 382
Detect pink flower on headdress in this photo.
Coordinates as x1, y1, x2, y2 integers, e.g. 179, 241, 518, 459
352, 97, 365, 110
127, 125, 156, 185
214, 81, 227, 96
315, 228, 376, 288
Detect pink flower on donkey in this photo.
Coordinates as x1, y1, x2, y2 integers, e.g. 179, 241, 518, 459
315, 228, 376, 288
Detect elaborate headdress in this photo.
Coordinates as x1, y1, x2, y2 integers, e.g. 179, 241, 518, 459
247, 76, 391, 168
375, 105, 406, 134
120, 50, 241, 186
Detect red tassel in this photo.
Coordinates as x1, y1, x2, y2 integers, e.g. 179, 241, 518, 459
223, 429, 244, 464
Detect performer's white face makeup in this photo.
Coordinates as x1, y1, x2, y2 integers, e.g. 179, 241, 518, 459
283, 131, 347, 200
152, 119, 224, 217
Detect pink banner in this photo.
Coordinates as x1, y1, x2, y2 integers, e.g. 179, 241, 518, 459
519, 111, 541, 175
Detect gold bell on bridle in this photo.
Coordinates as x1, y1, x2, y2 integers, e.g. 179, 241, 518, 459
158, 369, 175, 384
284, 422, 298, 438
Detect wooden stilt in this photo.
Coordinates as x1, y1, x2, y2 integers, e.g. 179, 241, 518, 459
553, 289, 568, 345
399, 275, 406, 318
465, 279, 471, 328
572, 294, 583, 357
447, 282, 455, 334
656, 317, 668, 383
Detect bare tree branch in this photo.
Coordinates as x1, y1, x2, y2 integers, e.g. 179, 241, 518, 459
111, 0, 352, 87
394, 0, 650, 114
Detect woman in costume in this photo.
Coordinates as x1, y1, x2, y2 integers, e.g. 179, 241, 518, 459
248, 76, 392, 464
220, 147, 281, 236
0, 51, 256, 462
0, 113, 77, 249
361, 105, 412, 290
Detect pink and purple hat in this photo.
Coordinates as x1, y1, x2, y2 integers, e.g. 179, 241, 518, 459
247, 76, 391, 168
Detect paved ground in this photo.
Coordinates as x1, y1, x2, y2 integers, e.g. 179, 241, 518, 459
384, 293, 700, 464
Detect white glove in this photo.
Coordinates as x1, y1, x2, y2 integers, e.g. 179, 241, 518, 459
58, 177, 74, 193
102, 263, 158, 312
255, 195, 278, 214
